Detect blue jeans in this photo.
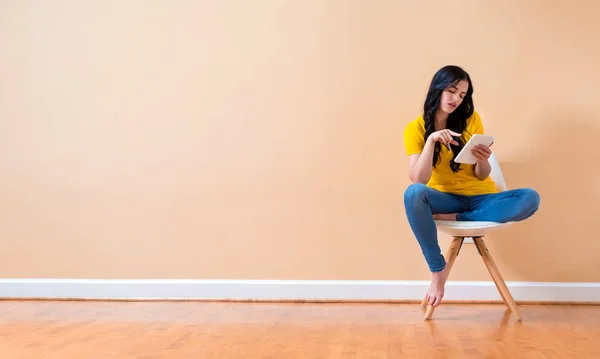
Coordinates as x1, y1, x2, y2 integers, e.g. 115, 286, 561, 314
403, 183, 540, 272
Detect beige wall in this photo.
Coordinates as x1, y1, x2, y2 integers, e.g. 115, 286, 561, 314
1, 1, 599, 282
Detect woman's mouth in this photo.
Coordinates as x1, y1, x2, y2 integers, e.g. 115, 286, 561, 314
448, 103, 457, 109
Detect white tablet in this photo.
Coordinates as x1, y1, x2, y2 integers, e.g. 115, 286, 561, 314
454, 134, 494, 164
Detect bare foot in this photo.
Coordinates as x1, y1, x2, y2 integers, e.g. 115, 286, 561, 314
425, 263, 450, 307
432, 213, 457, 221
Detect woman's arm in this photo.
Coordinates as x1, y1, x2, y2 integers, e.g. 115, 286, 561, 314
473, 160, 491, 180
408, 137, 436, 184
408, 129, 462, 184
472, 144, 492, 180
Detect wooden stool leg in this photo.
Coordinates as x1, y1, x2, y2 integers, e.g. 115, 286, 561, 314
423, 236, 464, 320
473, 237, 523, 321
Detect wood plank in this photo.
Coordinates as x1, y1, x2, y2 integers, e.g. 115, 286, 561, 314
0, 301, 599, 358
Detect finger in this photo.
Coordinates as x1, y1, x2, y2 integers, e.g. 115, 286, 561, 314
448, 130, 462, 137
443, 132, 453, 144
446, 138, 455, 149
476, 144, 492, 154
479, 147, 492, 157
433, 295, 442, 307
472, 146, 484, 156
476, 152, 489, 161
428, 295, 435, 305
447, 131, 460, 146
471, 149, 486, 161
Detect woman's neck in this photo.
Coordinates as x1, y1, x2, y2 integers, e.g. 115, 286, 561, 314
434, 108, 448, 131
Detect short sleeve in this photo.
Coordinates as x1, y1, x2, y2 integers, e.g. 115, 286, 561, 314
403, 118, 425, 155
469, 111, 485, 135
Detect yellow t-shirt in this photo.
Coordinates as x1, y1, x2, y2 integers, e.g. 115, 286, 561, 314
403, 111, 498, 196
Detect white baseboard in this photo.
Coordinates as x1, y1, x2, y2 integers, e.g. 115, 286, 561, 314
1, 279, 599, 303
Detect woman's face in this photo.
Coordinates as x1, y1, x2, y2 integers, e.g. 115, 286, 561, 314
439, 80, 468, 113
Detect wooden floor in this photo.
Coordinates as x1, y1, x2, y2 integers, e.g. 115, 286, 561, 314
1, 301, 599, 358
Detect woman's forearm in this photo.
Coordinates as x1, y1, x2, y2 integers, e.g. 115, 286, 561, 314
474, 160, 492, 180
408, 138, 436, 184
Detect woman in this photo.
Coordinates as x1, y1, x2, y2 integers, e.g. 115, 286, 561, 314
403, 65, 540, 308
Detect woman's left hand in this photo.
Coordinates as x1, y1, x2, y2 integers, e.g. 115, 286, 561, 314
471, 143, 493, 163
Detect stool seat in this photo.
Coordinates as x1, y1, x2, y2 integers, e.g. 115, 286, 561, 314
435, 220, 512, 237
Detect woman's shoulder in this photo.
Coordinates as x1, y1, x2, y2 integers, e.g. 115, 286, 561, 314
465, 110, 484, 134
405, 115, 425, 134
466, 110, 482, 122
403, 115, 426, 154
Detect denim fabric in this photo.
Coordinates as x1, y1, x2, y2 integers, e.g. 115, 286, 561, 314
403, 183, 540, 272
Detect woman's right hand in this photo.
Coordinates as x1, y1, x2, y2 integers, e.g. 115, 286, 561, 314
428, 129, 462, 147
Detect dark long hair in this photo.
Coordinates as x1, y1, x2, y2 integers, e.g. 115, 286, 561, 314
423, 65, 474, 173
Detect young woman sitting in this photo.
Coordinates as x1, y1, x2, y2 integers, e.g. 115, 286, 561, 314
403, 65, 540, 308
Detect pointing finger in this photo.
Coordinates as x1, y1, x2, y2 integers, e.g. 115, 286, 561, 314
444, 133, 452, 144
